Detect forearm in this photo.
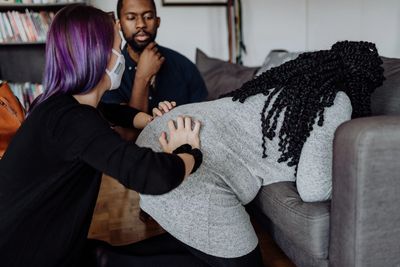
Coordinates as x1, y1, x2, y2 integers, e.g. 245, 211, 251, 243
177, 153, 195, 178
172, 143, 202, 178
129, 76, 150, 112
97, 102, 140, 128
115, 149, 186, 195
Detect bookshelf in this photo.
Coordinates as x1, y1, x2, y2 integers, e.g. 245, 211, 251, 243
0, 0, 87, 108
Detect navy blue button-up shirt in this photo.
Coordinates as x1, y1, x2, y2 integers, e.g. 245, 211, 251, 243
101, 45, 207, 113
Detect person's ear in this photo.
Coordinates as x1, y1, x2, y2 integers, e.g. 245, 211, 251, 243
156, 17, 161, 28
117, 19, 121, 31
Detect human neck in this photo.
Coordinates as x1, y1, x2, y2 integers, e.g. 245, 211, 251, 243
72, 77, 108, 108
127, 45, 141, 63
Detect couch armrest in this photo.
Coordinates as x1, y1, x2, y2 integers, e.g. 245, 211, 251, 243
329, 116, 400, 267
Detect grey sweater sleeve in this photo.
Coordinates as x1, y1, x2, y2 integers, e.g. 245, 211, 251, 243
296, 91, 352, 202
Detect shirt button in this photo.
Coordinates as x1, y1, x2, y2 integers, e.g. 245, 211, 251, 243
149, 96, 153, 100
128, 66, 132, 70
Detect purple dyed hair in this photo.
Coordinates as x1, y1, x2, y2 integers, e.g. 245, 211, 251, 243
29, 4, 114, 112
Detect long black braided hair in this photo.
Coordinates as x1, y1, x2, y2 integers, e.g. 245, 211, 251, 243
222, 41, 385, 170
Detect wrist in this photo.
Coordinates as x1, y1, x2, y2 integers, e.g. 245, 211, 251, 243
135, 72, 152, 83
133, 112, 151, 129
172, 144, 203, 174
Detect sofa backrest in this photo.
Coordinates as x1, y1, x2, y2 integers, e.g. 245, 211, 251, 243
371, 57, 400, 116
196, 49, 400, 115
195, 49, 259, 100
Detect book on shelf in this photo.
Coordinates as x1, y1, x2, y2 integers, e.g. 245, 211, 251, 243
7, 82, 43, 110
0, 9, 53, 43
7, 11, 21, 42
0, 12, 12, 42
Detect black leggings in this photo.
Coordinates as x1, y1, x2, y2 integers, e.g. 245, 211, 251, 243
87, 233, 264, 267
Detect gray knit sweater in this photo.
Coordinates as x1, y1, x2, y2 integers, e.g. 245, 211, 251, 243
136, 92, 352, 258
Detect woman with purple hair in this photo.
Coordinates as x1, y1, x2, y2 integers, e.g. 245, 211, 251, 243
0, 4, 204, 267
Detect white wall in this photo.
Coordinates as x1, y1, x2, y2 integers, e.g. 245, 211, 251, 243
306, 0, 400, 57
91, 0, 400, 66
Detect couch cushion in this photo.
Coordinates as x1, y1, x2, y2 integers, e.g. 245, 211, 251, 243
371, 56, 400, 115
195, 49, 259, 100
254, 181, 330, 259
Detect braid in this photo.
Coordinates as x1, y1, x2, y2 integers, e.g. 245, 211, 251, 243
223, 41, 385, 170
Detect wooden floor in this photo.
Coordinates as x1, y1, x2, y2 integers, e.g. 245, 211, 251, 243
88, 175, 296, 267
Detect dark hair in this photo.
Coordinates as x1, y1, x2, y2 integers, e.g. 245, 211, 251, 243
223, 41, 385, 170
29, 4, 114, 113
117, 0, 157, 19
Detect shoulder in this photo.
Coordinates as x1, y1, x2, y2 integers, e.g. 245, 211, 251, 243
159, 46, 196, 67
54, 96, 101, 121
326, 91, 352, 120
158, 46, 204, 87
39, 95, 109, 136
334, 91, 351, 107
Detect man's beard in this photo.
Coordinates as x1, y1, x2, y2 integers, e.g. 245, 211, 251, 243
124, 30, 157, 53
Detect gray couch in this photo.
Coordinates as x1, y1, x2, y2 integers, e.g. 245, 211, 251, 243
196, 51, 400, 267
247, 56, 400, 267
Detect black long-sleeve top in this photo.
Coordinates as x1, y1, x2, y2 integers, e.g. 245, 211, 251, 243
0, 94, 185, 267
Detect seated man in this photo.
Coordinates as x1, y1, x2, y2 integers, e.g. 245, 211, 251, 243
101, 0, 207, 114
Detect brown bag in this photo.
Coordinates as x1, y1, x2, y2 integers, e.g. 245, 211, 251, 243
0, 82, 25, 159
